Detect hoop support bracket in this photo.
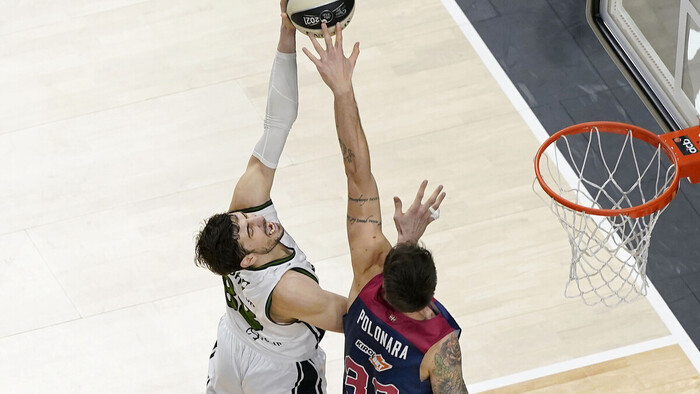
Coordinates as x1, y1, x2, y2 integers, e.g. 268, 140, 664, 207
659, 126, 700, 184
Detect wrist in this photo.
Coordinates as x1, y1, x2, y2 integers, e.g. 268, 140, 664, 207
278, 27, 296, 53
332, 85, 354, 99
397, 235, 419, 245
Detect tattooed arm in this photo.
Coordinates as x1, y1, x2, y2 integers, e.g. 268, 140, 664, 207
423, 332, 469, 393
303, 23, 390, 298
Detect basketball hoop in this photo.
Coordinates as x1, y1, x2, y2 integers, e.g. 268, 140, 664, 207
534, 121, 700, 306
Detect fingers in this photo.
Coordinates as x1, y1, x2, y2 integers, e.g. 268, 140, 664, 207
393, 196, 403, 216
412, 180, 429, 207
301, 47, 321, 67
407, 180, 446, 220
433, 191, 446, 210
307, 32, 324, 54
426, 184, 444, 207
280, 0, 286, 13
392, 196, 403, 234
349, 42, 360, 67
335, 23, 343, 49
321, 23, 333, 50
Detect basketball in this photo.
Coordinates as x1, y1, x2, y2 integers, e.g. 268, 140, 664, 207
286, 0, 355, 37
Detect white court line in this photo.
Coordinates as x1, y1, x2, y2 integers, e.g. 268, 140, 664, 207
468, 336, 675, 393
440, 0, 700, 385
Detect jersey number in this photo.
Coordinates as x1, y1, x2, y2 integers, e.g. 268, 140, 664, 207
223, 276, 262, 330
345, 356, 399, 394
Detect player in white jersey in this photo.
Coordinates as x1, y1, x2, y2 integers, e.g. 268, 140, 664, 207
193, 3, 347, 393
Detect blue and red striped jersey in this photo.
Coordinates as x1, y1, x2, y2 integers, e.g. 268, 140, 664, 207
342, 274, 461, 393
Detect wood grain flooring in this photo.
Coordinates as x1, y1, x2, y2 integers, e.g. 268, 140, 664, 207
0, 0, 697, 392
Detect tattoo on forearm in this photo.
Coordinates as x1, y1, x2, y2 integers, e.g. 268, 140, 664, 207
432, 335, 468, 393
347, 215, 381, 226
339, 138, 355, 164
348, 195, 379, 206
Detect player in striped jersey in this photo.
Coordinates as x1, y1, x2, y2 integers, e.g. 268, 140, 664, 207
303, 23, 469, 393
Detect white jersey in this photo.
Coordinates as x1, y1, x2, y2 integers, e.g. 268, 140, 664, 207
222, 200, 324, 361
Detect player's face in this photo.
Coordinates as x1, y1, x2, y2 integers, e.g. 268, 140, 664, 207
230, 212, 284, 255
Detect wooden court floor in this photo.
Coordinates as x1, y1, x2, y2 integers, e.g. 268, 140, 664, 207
1, 0, 698, 392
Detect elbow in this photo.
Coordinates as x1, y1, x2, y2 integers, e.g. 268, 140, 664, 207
265, 106, 298, 132
344, 167, 365, 188
344, 167, 373, 189
342, 157, 370, 182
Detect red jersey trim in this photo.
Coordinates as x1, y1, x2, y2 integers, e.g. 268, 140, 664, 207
358, 274, 456, 354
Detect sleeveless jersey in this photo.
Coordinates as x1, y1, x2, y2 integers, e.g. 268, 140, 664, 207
342, 274, 461, 393
222, 200, 324, 361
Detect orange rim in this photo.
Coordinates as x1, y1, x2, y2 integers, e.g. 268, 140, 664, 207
534, 121, 681, 219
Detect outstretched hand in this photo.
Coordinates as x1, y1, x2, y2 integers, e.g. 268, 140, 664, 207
302, 22, 360, 95
393, 180, 446, 245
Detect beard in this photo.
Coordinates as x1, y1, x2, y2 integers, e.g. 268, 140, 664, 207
257, 222, 285, 255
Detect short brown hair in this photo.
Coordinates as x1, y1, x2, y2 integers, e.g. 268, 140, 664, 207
194, 213, 247, 276
383, 243, 437, 312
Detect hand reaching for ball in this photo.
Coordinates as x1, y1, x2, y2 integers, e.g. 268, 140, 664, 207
303, 22, 360, 96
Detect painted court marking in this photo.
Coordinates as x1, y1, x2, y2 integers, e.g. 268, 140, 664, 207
440, 0, 700, 389
468, 336, 676, 392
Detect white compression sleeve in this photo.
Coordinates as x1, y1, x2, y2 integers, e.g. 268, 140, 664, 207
252, 51, 298, 169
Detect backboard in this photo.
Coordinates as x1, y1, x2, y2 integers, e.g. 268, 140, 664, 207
588, 0, 700, 132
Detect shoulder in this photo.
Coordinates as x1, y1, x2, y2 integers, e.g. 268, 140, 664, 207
274, 269, 319, 300
269, 269, 322, 318
423, 331, 468, 393
425, 330, 460, 361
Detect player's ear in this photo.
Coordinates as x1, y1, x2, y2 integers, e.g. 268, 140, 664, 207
240, 254, 257, 268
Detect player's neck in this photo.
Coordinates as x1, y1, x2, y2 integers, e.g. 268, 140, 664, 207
402, 306, 436, 321
381, 291, 438, 321
252, 243, 292, 267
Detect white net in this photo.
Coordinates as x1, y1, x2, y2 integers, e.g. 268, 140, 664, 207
535, 127, 676, 306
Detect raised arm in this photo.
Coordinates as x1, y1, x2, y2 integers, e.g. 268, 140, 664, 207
230, 4, 298, 211
303, 24, 391, 290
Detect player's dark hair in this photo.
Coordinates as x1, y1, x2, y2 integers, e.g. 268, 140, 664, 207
194, 213, 247, 276
382, 243, 437, 313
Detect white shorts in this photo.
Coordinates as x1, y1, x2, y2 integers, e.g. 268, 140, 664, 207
206, 317, 327, 394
